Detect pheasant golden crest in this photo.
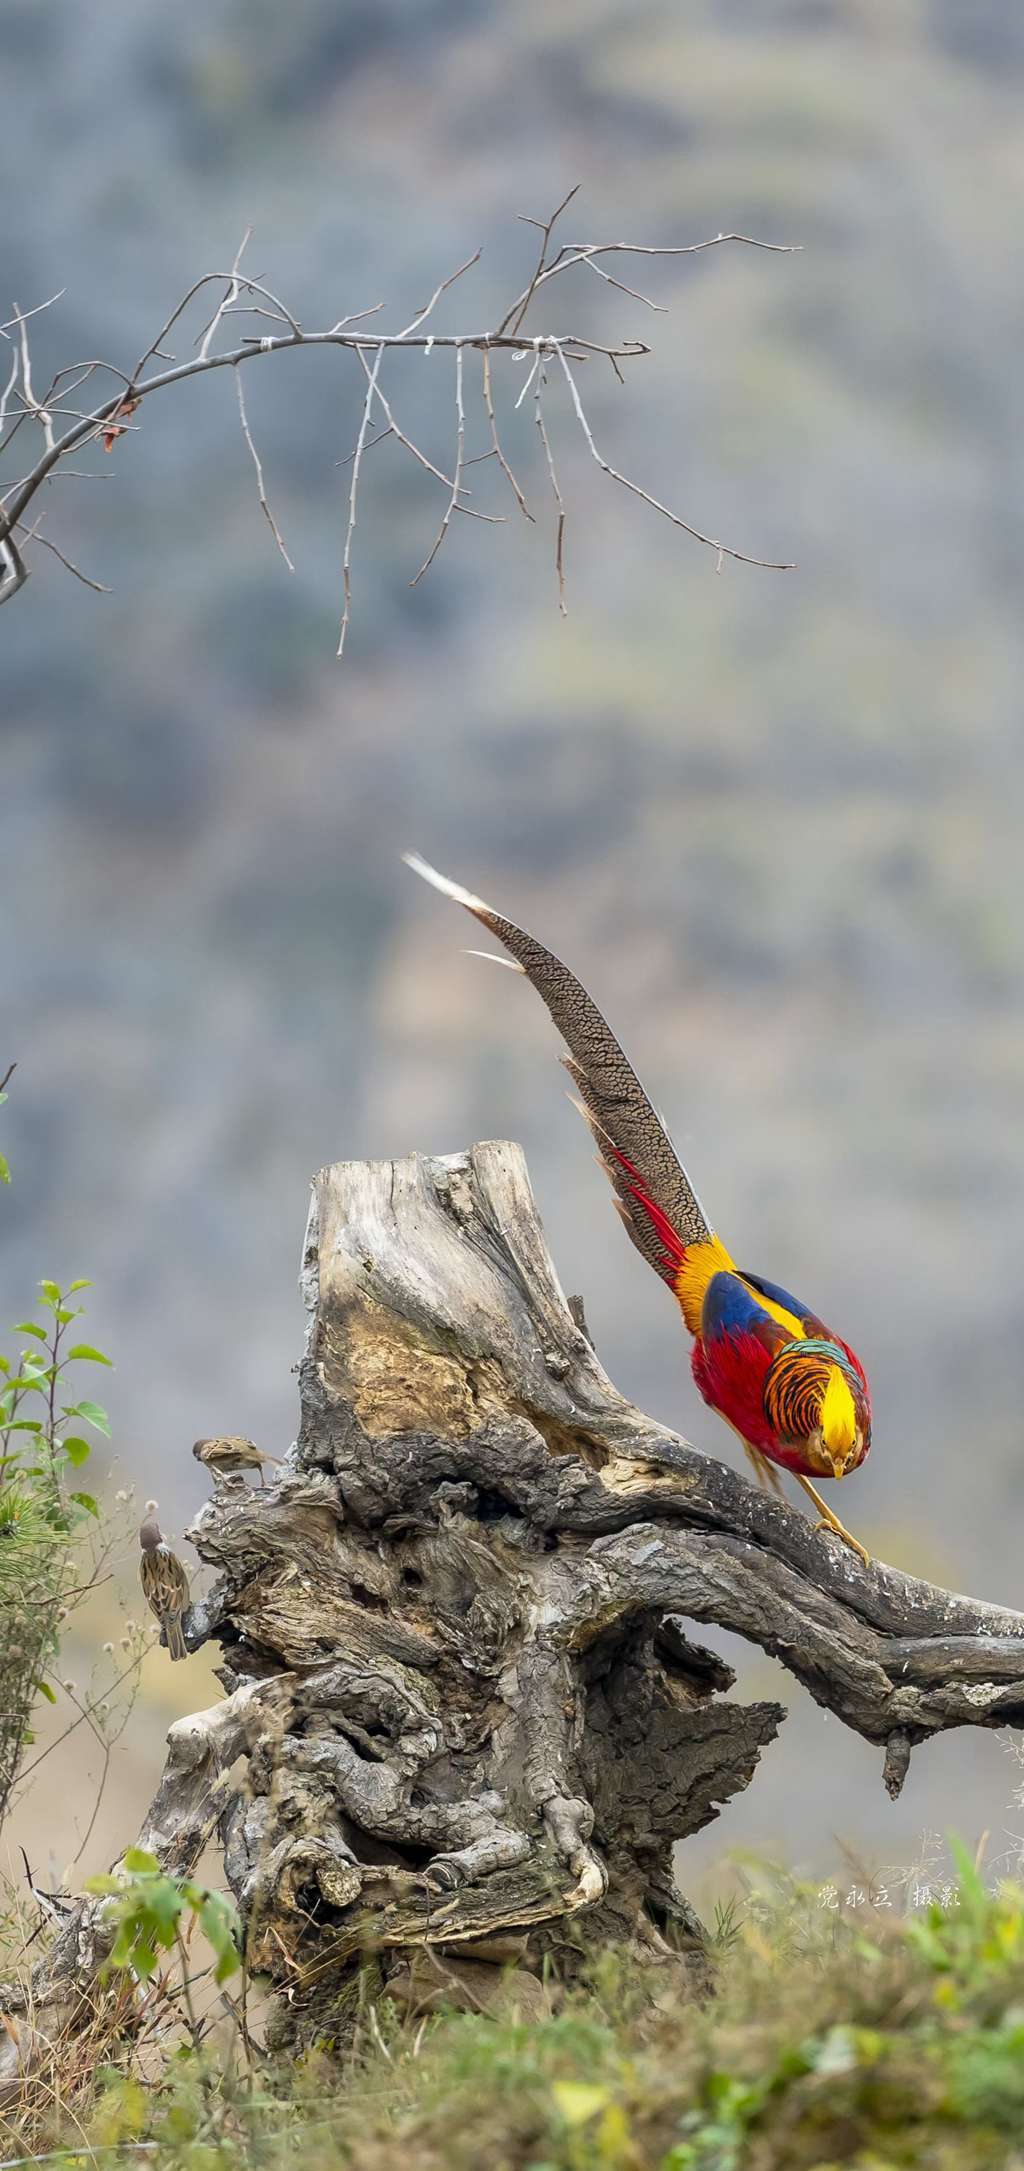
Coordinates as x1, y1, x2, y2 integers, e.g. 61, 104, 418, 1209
406, 854, 872, 1565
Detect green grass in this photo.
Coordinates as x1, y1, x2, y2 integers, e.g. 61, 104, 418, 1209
19, 1849, 1024, 2171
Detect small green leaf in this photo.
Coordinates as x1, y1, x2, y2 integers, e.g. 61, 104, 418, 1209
66, 1345, 112, 1366
62, 1435, 91, 1467
66, 1279, 91, 1294
2, 1418, 42, 1433
36, 1680, 57, 1704
0, 1356, 9, 1375
0, 1155, 10, 1185
39, 1280, 62, 1308
76, 1400, 111, 1436
70, 1490, 100, 1518
124, 1847, 160, 1874
55, 1307, 81, 1325
13, 1323, 46, 1342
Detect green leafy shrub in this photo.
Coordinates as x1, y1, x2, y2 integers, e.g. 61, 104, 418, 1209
0, 1093, 113, 1827
89, 1848, 242, 1994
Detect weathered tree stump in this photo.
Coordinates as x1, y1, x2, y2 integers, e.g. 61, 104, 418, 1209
18, 1142, 1024, 2048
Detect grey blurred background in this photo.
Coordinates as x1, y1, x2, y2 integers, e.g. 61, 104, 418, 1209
4, 0, 1024, 1889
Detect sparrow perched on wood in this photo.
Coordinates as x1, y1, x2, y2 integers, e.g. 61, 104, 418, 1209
192, 1435, 282, 1486
138, 1517, 190, 1660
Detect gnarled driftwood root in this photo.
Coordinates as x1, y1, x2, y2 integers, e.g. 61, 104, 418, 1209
22, 1143, 1024, 2046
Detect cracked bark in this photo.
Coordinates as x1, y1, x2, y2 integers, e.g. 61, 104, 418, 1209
20, 1142, 1024, 2045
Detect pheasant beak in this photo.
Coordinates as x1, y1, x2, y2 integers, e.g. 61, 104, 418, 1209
821, 1366, 857, 1481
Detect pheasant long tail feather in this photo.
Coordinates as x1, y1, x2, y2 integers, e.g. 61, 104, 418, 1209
404, 853, 713, 1282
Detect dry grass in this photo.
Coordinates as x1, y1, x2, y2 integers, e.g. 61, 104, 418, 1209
5, 1853, 1024, 2168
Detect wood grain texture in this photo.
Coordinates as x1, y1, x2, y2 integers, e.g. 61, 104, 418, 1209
19, 1141, 1024, 2046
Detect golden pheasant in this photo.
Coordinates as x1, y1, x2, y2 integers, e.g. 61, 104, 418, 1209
405, 854, 872, 1564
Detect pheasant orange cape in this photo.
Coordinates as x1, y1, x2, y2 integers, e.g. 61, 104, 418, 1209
406, 854, 872, 1563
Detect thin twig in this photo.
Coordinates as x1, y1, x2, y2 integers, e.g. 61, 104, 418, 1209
396, 248, 481, 340
337, 344, 384, 657
197, 228, 251, 360
334, 423, 394, 469
0, 203, 796, 623
514, 345, 543, 412
47, 357, 135, 396
16, 1655, 147, 1785
0, 325, 648, 558
327, 301, 386, 335
578, 254, 667, 311
0, 291, 66, 341
534, 366, 566, 614
234, 369, 294, 571
481, 346, 533, 521
559, 230, 801, 260
554, 342, 794, 572
0, 1063, 15, 1094
498, 183, 580, 338
14, 306, 55, 454
410, 343, 468, 586
498, 226, 799, 337
355, 348, 455, 490
15, 517, 111, 593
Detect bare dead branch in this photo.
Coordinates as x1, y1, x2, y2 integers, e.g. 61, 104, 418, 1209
561, 231, 802, 259
14, 517, 112, 594
0, 202, 798, 632
396, 248, 482, 341
0, 291, 66, 340
337, 344, 384, 658
234, 368, 294, 572
327, 302, 386, 335
13, 307, 55, 456
497, 184, 580, 338
534, 367, 567, 615
356, 348, 456, 491
197, 228, 253, 361
410, 344, 469, 587
554, 342, 795, 572
481, 346, 533, 521
334, 423, 394, 469
499, 225, 801, 340
133, 271, 232, 384
334, 423, 394, 470
578, 254, 667, 312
